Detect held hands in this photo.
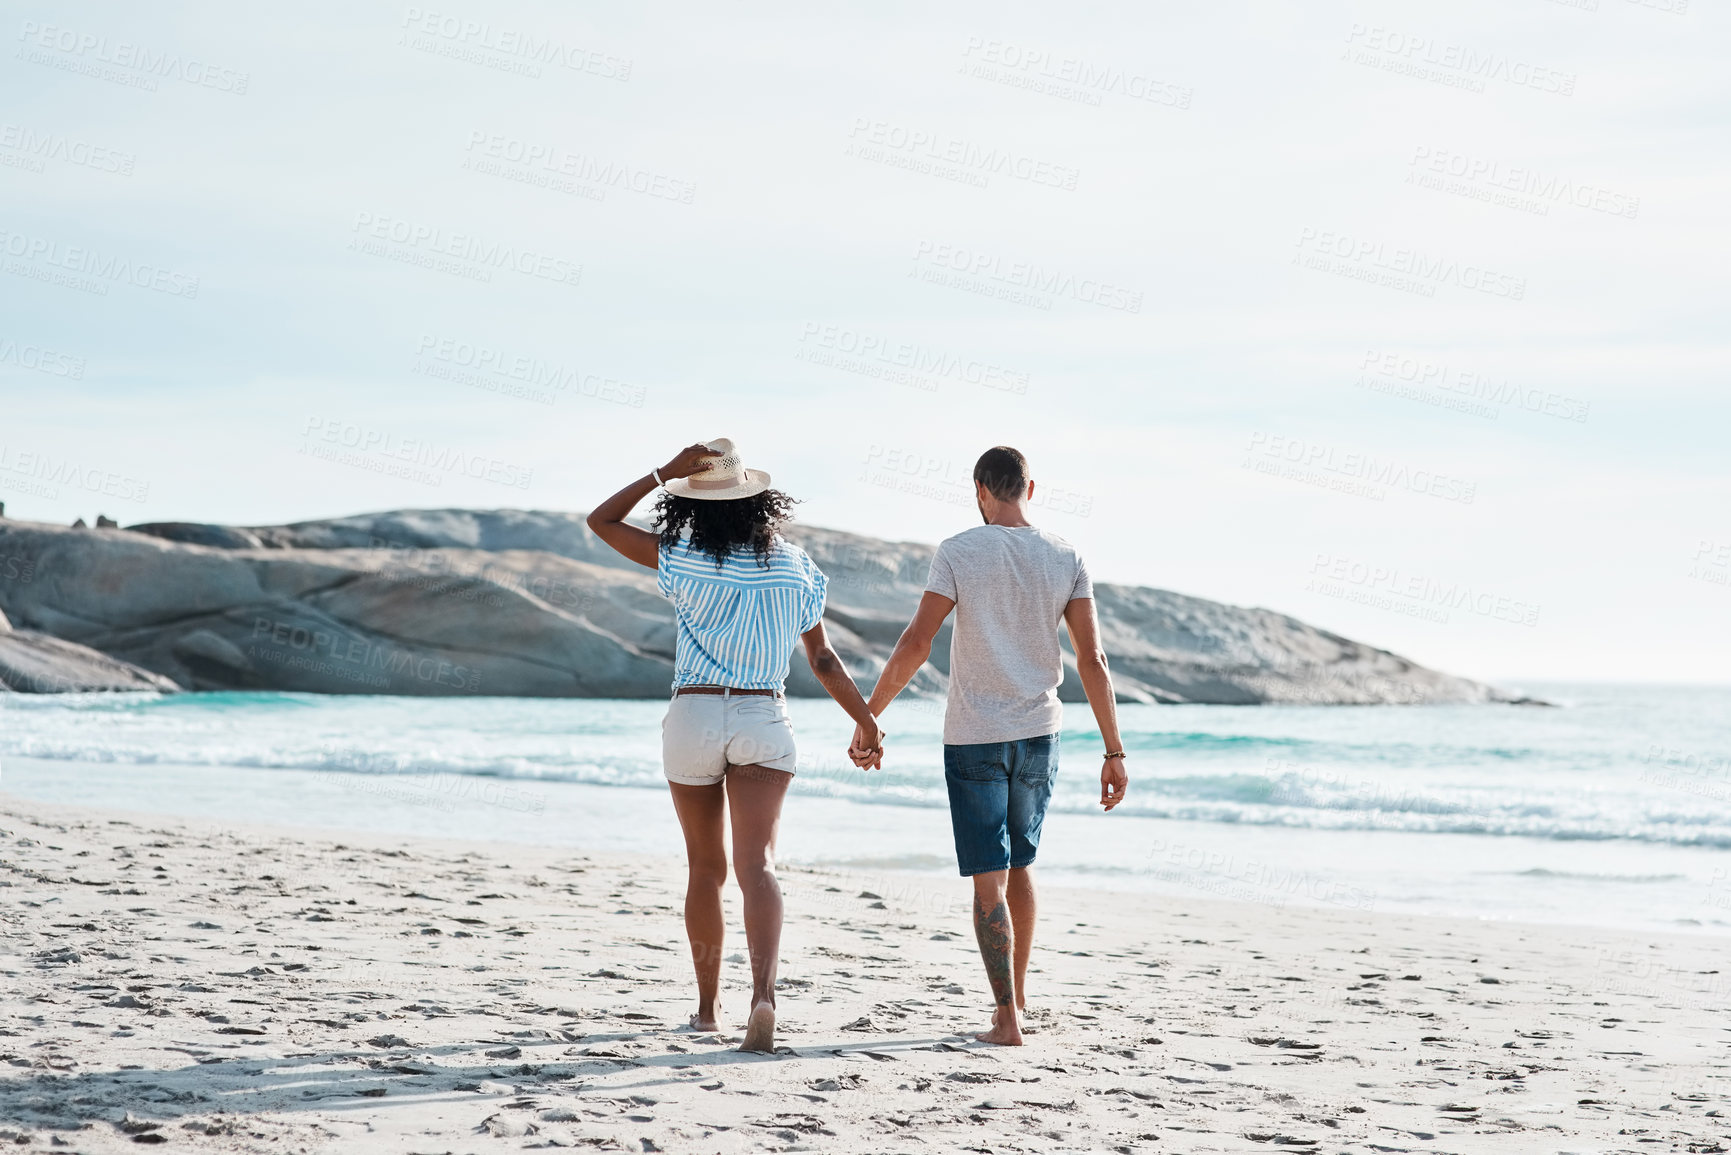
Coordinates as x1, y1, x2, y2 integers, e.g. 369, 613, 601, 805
659, 443, 716, 482
1100, 754, 1128, 811
849, 717, 884, 771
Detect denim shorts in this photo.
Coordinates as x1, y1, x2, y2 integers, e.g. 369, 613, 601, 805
943, 734, 1059, 877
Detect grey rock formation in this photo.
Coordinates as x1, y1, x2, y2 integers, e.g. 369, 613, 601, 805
0, 510, 1533, 704
129, 522, 266, 550
0, 521, 672, 697
0, 603, 179, 694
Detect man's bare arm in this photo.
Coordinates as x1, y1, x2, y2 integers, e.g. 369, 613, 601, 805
1063, 597, 1127, 811
866, 591, 956, 718
846, 591, 954, 768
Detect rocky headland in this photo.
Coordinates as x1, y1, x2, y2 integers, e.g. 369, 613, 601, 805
0, 509, 1533, 704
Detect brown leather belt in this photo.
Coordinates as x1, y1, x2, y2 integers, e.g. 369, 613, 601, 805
674, 685, 780, 698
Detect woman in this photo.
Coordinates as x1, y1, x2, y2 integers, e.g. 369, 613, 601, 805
586, 439, 883, 1053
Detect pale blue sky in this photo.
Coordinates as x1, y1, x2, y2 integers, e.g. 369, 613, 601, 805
3, 0, 1727, 685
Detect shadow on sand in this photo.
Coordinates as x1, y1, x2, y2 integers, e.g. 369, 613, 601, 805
0, 1028, 967, 1139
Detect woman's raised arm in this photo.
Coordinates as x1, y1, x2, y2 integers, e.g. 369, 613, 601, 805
585, 443, 713, 570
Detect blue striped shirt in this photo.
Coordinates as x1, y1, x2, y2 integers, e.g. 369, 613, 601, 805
657, 536, 828, 692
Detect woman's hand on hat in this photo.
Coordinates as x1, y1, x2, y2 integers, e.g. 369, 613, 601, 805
660, 444, 714, 481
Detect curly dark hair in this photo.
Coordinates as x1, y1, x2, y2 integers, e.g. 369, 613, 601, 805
653, 488, 799, 568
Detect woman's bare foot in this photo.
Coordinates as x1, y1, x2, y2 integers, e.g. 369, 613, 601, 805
689, 1009, 720, 1033
738, 1000, 776, 1053
975, 1006, 1024, 1047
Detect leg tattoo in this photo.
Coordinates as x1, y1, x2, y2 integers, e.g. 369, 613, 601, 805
973, 896, 1015, 1009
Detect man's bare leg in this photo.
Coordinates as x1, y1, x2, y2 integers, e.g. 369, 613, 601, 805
668, 782, 728, 1032
970, 870, 1024, 1045
1007, 866, 1036, 1012
726, 763, 791, 1052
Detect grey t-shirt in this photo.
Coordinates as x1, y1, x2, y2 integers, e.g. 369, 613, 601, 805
925, 524, 1093, 745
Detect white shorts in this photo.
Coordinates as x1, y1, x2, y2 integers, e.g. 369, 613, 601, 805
662, 692, 798, 787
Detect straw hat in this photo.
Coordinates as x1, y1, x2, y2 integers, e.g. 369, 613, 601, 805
662, 438, 772, 500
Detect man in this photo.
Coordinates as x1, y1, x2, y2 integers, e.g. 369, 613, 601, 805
853, 446, 1128, 1046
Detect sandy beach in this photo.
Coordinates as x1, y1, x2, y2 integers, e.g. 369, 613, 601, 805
1, 793, 1724, 1155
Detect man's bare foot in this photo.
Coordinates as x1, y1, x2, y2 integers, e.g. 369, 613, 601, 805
975, 1007, 1024, 1047
689, 1009, 720, 1033
738, 1000, 776, 1053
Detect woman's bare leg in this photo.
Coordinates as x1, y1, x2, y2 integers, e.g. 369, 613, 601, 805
724, 763, 792, 1051
667, 781, 728, 1031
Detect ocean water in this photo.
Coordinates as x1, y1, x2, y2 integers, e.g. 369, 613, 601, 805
2, 684, 1727, 936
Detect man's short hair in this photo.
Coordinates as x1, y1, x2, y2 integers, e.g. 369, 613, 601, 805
973, 446, 1029, 501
